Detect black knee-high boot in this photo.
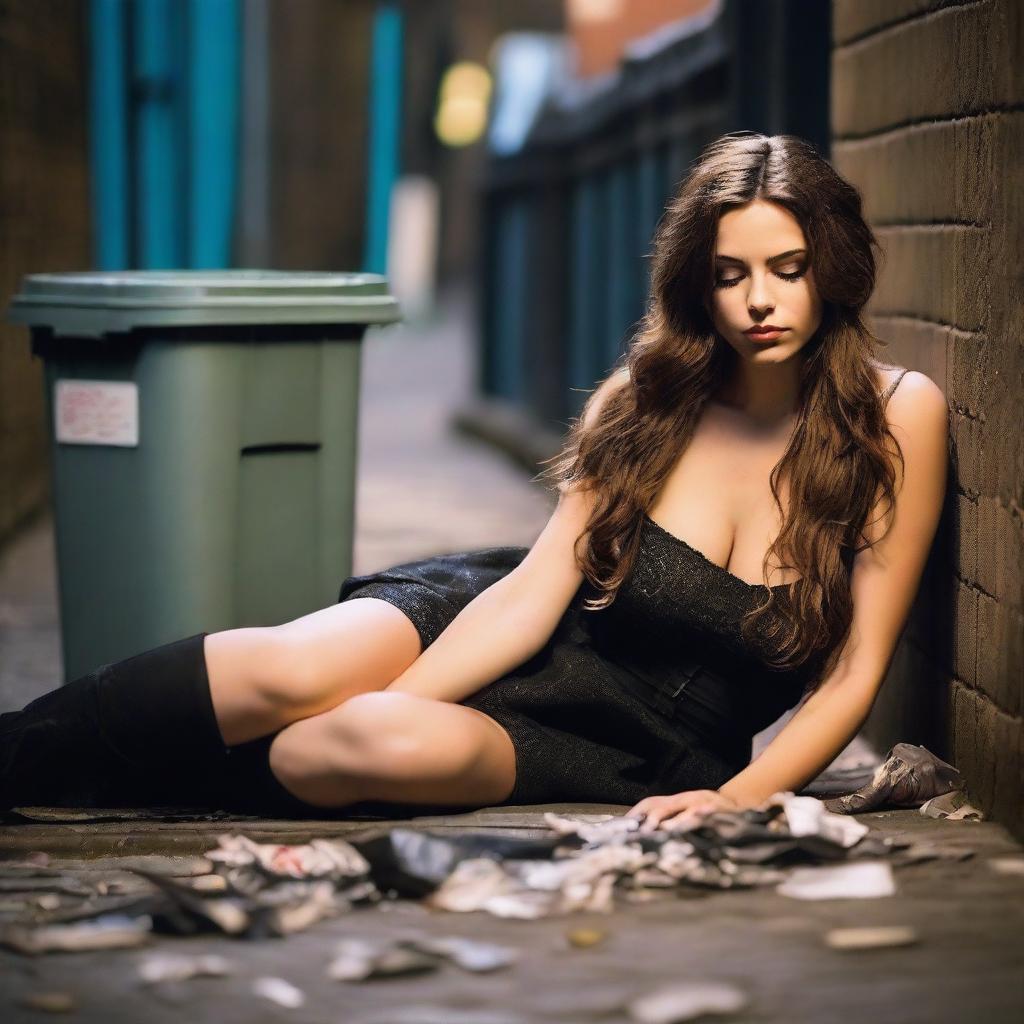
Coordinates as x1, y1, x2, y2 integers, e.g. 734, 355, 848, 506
0, 633, 231, 810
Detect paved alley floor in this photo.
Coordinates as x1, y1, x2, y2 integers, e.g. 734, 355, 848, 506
1, 288, 1023, 1022
1, 806, 1023, 1023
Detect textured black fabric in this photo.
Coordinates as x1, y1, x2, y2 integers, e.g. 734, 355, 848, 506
338, 518, 821, 807
0, 633, 229, 809
336, 368, 910, 807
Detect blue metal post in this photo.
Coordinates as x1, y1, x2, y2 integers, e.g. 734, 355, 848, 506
363, 3, 403, 275
89, 0, 130, 269
187, 0, 240, 268
491, 196, 529, 402
133, 0, 183, 268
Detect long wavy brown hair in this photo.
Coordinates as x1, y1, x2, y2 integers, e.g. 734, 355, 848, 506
538, 131, 904, 685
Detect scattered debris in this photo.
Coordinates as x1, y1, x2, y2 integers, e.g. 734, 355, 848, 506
350, 1009, 527, 1024
919, 789, 983, 821
207, 835, 369, 886
628, 981, 748, 1022
326, 937, 441, 981
322, 929, 520, 981
0, 787, 992, 961
252, 976, 305, 1009
988, 857, 1024, 876
16, 991, 78, 1014
138, 953, 232, 984
776, 862, 896, 901
783, 796, 869, 848
0, 875, 95, 897
136, 869, 250, 936
566, 927, 608, 948
397, 932, 520, 972
46, 856, 214, 877
0, 913, 152, 954
824, 925, 919, 951
891, 842, 974, 866
184, 874, 228, 893
825, 744, 968, 815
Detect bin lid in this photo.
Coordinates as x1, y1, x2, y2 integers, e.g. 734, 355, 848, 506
7, 270, 402, 338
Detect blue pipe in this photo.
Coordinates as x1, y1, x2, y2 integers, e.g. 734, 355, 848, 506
187, 0, 240, 268
363, 3, 403, 275
89, 0, 130, 269
133, 0, 182, 268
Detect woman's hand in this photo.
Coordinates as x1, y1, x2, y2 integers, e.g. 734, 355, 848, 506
625, 789, 743, 832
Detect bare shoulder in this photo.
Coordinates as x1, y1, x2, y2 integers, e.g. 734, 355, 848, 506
885, 370, 948, 441
856, 366, 942, 544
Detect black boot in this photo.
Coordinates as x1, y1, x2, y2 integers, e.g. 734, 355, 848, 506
0, 633, 230, 811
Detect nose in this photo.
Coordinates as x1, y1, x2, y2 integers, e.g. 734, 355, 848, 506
747, 271, 775, 319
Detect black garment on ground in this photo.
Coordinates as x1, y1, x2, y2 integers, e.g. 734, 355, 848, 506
338, 518, 822, 807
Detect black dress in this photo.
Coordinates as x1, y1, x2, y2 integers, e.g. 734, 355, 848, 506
336, 366, 909, 808
337, 514, 821, 807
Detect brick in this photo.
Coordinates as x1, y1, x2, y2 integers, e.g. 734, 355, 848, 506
945, 328, 990, 417
990, 705, 1024, 827
870, 226, 990, 332
864, 315, 952, 394
997, 503, 1023, 610
954, 413, 987, 497
976, 496, 1024, 607
833, 115, 996, 226
982, 350, 1024, 503
833, 0, 1021, 137
955, 493, 979, 585
833, 0, 968, 47
953, 580, 979, 684
975, 591, 1023, 716
950, 679, 988, 802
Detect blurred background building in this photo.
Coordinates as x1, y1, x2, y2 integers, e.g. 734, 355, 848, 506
0, 0, 1020, 838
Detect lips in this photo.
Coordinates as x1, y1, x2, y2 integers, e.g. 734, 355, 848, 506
745, 325, 787, 335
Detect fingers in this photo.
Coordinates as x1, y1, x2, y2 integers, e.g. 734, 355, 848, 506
625, 791, 730, 834
629, 791, 721, 831
662, 802, 717, 830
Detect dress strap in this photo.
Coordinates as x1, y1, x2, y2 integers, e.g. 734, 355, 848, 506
880, 367, 910, 406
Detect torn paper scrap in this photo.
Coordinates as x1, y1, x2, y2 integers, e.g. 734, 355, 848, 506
776, 861, 896, 900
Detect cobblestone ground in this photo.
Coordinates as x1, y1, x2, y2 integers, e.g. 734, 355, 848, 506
1, 287, 1022, 1022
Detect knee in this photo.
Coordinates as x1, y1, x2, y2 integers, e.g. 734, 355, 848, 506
255, 629, 349, 717
268, 692, 422, 787
326, 692, 424, 760
328, 693, 488, 782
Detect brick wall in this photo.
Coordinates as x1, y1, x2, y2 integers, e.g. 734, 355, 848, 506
831, 0, 1023, 837
0, 2, 91, 548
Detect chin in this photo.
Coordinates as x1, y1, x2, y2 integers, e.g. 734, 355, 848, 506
745, 341, 802, 362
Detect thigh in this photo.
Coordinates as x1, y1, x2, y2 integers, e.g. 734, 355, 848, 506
206, 598, 423, 745
269, 691, 518, 809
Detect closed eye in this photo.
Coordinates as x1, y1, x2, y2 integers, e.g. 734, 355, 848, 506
714, 266, 807, 288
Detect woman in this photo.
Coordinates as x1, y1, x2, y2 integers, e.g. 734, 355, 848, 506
1, 132, 949, 831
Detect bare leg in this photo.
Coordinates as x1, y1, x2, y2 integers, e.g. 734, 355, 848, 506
204, 598, 422, 747
267, 691, 518, 809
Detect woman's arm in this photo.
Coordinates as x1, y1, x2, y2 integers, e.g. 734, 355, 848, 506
719, 371, 950, 806
385, 367, 629, 705
382, 486, 589, 703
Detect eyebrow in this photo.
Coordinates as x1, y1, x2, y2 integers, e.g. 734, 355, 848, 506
715, 248, 807, 265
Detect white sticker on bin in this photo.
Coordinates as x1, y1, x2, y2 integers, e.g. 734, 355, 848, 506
55, 380, 139, 447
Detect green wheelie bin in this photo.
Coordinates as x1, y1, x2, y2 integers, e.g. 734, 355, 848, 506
7, 270, 401, 681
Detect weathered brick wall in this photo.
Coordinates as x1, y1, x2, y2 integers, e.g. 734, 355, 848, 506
832, 0, 1023, 836
0, 2, 91, 548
